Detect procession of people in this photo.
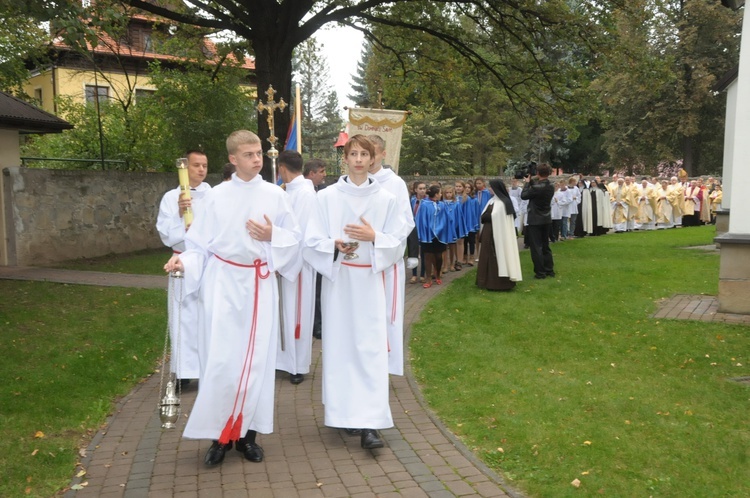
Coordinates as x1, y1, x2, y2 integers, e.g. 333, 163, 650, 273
157, 131, 721, 466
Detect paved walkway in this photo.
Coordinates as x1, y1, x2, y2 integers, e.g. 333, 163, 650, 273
0, 264, 519, 498
2, 263, 748, 497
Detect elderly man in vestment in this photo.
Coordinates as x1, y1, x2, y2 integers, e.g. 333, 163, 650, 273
655, 180, 674, 229
304, 135, 409, 450
709, 185, 723, 223
275, 151, 318, 385
682, 180, 702, 226
367, 135, 415, 376
156, 150, 211, 385
164, 130, 301, 466
636, 179, 657, 230
609, 177, 629, 233
698, 178, 712, 224
668, 177, 684, 226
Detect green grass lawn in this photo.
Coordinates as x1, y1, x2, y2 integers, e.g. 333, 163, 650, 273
410, 225, 749, 497
0, 282, 166, 498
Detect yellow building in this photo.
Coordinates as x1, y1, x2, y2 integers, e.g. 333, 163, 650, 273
24, 13, 255, 114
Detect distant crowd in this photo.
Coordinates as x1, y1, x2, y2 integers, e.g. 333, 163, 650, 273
406, 172, 723, 286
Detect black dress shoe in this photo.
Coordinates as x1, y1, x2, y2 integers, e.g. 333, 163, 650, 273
204, 440, 231, 466
344, 428, 362, 436
360, 429, 384, 449
290, 373, 305, 385
534, 274, 546, 279
236, 440, 264, 462
546, 272, 556, 277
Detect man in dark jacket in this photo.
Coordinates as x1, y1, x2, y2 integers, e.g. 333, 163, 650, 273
521, 163, 555, 279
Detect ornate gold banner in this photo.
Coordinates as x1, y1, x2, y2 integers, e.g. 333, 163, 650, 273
348, 108, 408, 174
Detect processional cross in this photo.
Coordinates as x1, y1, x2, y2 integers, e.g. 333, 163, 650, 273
256, 85, 287, 350
256, 85, 287, 183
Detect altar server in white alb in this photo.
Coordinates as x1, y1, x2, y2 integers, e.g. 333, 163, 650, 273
164, 130, 301, 467
304, 134, 409, 450
275, 150, 318, 385
367, 135, 415, 376
156, 149, 211, 385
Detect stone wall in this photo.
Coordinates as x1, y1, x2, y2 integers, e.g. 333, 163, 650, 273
1, 167, 219, 266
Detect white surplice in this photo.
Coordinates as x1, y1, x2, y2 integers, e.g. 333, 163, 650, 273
179, 174, 301, 440
276, 175, 318, 376
156, 182, 211, 380
304, 176, 407, 430
371, 167, 414, 376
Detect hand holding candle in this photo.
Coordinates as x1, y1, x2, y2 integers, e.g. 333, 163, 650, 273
176, 158, 193, 228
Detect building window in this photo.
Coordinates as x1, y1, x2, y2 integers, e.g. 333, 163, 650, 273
85, 85, 109, 104
33, 88, 43, 107
143, 34, 153, 52
135, 88, 156, 102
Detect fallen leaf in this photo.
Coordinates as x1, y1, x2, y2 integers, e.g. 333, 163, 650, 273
31, 449, 38, 456
497, 447, 504, 453
76, 469, 86, 478
79, 449, 87, 458
571, 478, 581, 488
581, 471, 590, 475
583, 441, 592, 446
34, 431, 44, 439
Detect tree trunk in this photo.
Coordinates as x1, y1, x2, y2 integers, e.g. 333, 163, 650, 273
252, 36, 294, 181
682, 135, 693, 176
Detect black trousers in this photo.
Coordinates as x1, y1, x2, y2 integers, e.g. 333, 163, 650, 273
527, 223, 554, 277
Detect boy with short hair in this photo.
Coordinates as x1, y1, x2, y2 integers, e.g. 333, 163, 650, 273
156, 149, 210, 385
367, 135, 415, 375
164, 130, 301, 466
276, 150, 317, 385
304, 134, 409, 450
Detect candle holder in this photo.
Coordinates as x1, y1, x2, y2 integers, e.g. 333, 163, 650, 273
176, 158, 193, 228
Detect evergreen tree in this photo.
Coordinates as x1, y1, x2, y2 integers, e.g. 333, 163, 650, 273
399, 105, 471, 176
348, 42, 372, 107
292, 37, 342, 161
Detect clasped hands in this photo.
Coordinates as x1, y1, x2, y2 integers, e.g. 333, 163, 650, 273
336, 216, 375, 254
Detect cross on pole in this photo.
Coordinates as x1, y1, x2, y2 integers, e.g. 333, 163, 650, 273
257, 85, 287, 150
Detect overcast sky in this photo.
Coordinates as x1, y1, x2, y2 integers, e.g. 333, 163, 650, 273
314, 24, 365, 116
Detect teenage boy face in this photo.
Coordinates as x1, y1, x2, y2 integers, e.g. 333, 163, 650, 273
344, 144, 372, 175
230, 143, 264, 181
